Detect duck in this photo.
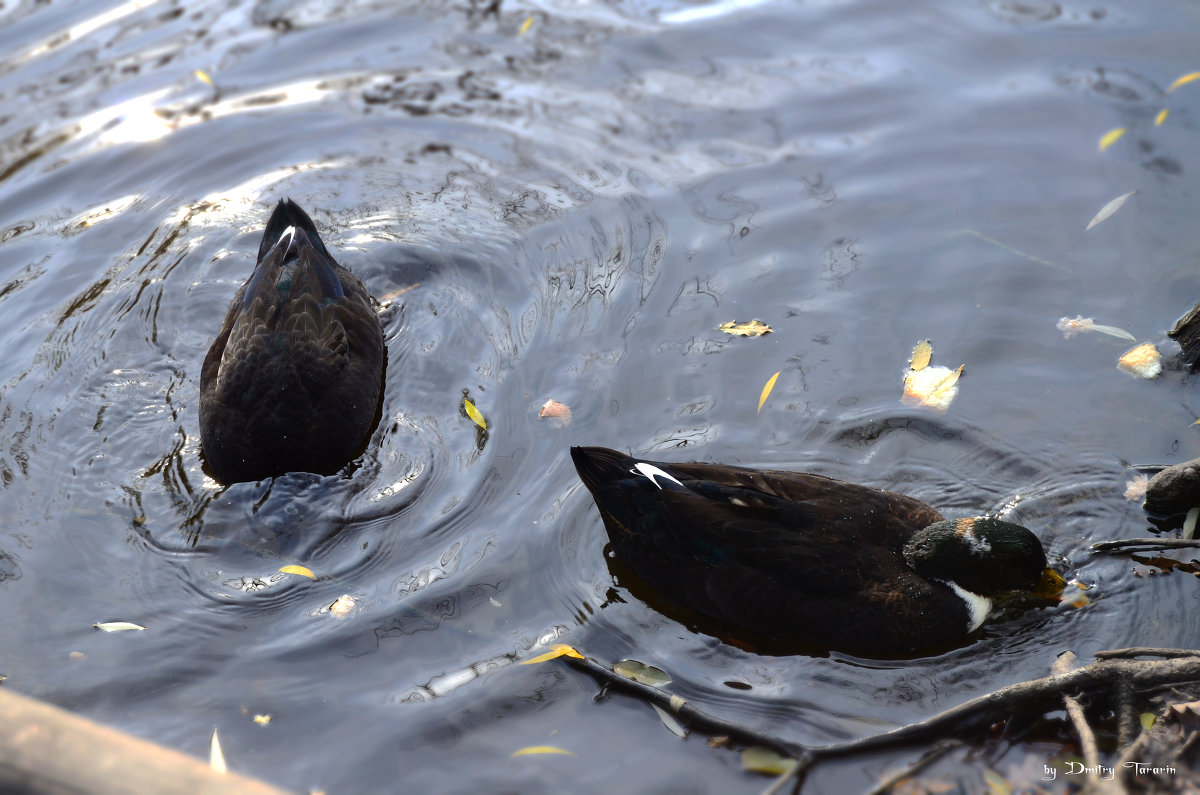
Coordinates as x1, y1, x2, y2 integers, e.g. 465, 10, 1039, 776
570, 446, 1062, 655
199, 200, 385, 484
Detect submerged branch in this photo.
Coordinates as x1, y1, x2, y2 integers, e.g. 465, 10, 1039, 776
558, 648, 1200, 789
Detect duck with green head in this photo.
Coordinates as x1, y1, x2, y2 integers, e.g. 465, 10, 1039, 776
570, 446, 1063, 655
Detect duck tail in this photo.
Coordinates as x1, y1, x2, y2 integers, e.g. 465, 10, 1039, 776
570, 446, 634, 490
257, 198, 333, 264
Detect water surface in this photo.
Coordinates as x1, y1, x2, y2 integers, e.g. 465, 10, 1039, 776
1, 0, 1199, 791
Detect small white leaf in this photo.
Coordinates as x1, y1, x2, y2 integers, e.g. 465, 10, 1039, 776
210, 728, 227, 773
651, 703, 688, 738
93, 622, 146, 632
1086, 191, 1136, 230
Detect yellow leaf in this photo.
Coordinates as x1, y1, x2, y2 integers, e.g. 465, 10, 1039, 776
1167, 72, 1200, 93
210, 728, 226, 773
253, 714, 271, 726
718, 319, 772, 337
520, 644, 584, 665
464, 398, 487, 430
909, 339, 933, 371
519, 15, 535, 35
1141, 712, 1156, 730
194, 69, 213, 86
1098, 127, 1125, 152
740, 747, 797, 776
279, 564, 316, 579
758, 371, 780, 414
511, 745, 575, 757
929, 364, 964, 398
902, 345, 965, 411
982, 768, 1012, 795
1155, 108, 1169, 126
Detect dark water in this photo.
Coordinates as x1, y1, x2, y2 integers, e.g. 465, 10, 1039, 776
2, 0, 1200, 791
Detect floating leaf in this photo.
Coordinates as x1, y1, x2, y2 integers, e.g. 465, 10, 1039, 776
194, 69, 213, 86
538, 399, 572, 427
378, 283, 420, 302
464, 398, 487, 430
93, 622, 145, 632
613, 659, 672, 687
1124, 474, 1150, 502
758, 371, 780, 414
1185, 506, 1199, 540
741, 747, 797, 776
1098, 127, 1126, 152
1141, 712, 1156, 730
718, 319, 772, 337
1056, 315, 1135, 341
909, 339, 933, 371
903, 345, 964, 412
982, 768, 1012, 795
1168, 72, 1200, 93
1156, 108, 1169, 126
519, 15, 535, 35
253, 714, 271, 726
1117, 343, 1162, 379
520, 644, 584, 665
1086, 191, 1136, 230
651, 704, 687, 738
210, 728, 227, 773
279, 564, 316, 579
329, 594, 356, 618
511, 745, 575, 757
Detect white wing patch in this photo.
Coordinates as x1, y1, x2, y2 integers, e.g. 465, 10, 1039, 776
949, 582, 993, 632
631, 462, 684, 490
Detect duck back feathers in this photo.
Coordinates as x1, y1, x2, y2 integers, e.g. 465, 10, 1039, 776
570, 446, 1052, 655
199, 200, 385, 483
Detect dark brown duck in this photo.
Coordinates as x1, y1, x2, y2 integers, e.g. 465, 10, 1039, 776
571, 446, 1061, 655
200, 200, 385, 483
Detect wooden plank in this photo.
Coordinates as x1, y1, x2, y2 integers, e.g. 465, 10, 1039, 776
0, 688, 289, 795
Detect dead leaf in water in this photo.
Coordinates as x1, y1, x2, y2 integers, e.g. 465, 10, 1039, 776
1168, 72, 1200, 93
1056, 315, 1135, 340
1098, 127, 1126, 152
613, 659, 672, 687
210, 728, 226, 773
538, 399, 572, 427
1086, 191, 1136, 230
93, 622, 146, 632
718, 319, 772, 337
511, 745, 575, 757
329, 594, 356, 618
1117, 343, 1162, 379
758, 371, 780, 413
464, 398, 487, 430
651, 703, 687, 738
902, 340, 964, 412
279, 564, 316, 579
741, 746, 797, 776
520, 644, 583, 665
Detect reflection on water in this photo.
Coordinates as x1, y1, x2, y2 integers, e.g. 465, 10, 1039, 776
0, 0, 1199, 791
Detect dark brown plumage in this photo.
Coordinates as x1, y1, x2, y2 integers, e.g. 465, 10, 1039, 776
571, 446, 1058, 655
199, 200, 385, 483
